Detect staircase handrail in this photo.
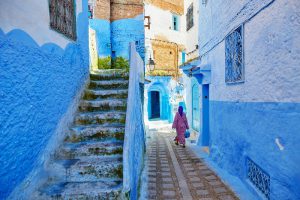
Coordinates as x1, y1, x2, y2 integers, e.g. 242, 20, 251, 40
123, 42, 145, 199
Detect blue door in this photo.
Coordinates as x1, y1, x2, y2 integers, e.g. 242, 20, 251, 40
201, 84, 210, 146
150, 91, 160, 119
192, 84, 200, 131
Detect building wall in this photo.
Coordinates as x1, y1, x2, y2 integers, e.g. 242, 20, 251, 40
94, 0, 110, 20
145, 3, 186, 72
144, 76, 173, 122
110, 0, 143, 21
89, 28, 98, 70
182, 74, 202, 139
198, 0, 300, 199
89, 0, 144, 61
89, 19, 111, 58
144, 0, 184, 15
111, 14, 145, 60
184, 0, 199, 61
151, 41, 177, 70
0, 0, 89, 199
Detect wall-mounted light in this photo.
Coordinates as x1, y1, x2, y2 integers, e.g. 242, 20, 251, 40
148, 56, 155, 71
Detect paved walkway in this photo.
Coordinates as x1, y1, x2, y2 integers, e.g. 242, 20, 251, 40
143, 126, 239, 200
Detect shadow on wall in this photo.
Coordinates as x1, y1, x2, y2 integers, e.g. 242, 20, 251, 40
0, 8, 89, 199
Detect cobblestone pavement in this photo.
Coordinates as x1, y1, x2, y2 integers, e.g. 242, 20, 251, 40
144, 128, 239, 200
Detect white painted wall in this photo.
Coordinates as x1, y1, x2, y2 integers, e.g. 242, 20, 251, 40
144, 3, 186, 70
199, 0, 300, 103
145, 4, 186, 45
0, 0, 83, 48
184, 0, 199, 61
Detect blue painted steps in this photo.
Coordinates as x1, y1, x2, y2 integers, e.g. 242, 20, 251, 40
31, 69, 128, 199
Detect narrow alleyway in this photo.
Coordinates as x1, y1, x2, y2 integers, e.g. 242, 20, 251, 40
143, 122, 238, 200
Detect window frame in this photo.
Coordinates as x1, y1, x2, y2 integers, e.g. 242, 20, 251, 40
172, 14, 179, 31
186, 3, 194, 31
49, 0, 77, 41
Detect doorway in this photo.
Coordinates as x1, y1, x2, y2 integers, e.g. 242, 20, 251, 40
201, 84, 209, 146
192, 84, 200, 131
150, 91, 160, 119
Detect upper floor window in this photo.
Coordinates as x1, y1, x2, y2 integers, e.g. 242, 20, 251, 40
172, 15, 179, 31
49, 0, 77, 40
186, 4, 194, 31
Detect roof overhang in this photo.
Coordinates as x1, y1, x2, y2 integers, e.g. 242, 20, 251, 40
192, 64, 211, 84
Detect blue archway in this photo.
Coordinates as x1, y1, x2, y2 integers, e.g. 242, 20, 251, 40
147, 82, 170, 120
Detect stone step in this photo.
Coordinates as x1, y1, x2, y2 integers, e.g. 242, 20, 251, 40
66, 124, 125, 142
54, 156, 123, 181
79, 99, 127, 112
47, 155, 122, 181
74, 111, 126, 125
56, 140, 123, 159
89, 80, 129, 90
90, 71, 129, 81
83, 89, 128, 100
33, 179, 122, 200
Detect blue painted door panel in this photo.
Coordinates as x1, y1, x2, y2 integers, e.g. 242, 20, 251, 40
202, 84, 210, 146
192, 84, 200, 131
151, 91, 160, 118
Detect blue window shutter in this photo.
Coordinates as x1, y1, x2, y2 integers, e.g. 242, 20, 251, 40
182, 51, 186, 63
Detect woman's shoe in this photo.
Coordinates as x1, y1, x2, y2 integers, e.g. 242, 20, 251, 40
182, 144, 185, 148
175, 141, 179, 145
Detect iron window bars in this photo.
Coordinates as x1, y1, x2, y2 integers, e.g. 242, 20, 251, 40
49, 0, 77, 41
247, 158, 271, 200
225, 25, 244, 83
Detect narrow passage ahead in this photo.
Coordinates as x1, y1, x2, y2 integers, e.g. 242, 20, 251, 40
143, 124, 239, 200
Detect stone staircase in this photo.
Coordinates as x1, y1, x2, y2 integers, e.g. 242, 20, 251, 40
32, 70, 129, 199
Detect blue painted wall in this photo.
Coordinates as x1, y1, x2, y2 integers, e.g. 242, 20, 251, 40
89, 19, 111, 57
189, 0, 300, 199
111, 14, 145, 60
89, 14, 145, 60
209, 101, 300, 199
145, 76, 172, 121
0, 3, 89, 199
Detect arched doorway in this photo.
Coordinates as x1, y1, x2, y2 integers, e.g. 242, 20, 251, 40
147, 82, 170, 121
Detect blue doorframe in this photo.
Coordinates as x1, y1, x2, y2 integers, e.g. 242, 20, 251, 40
201, 84, 210, 146
147, 82, 170, 121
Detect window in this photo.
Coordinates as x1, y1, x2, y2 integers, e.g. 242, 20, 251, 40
181, 51, 186, 63
49, 0, 77, 40
172, 15, 179, 31
225, 25, 244, 83
88, 4, 93, 19
186, 4, 194, 31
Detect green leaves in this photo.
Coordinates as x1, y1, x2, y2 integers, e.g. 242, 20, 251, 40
98, 56, 129, 70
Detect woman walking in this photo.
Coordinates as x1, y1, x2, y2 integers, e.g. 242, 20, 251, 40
172, 106, 189, 148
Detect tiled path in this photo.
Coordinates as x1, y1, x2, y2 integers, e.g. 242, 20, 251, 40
144, 128, 239, 200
